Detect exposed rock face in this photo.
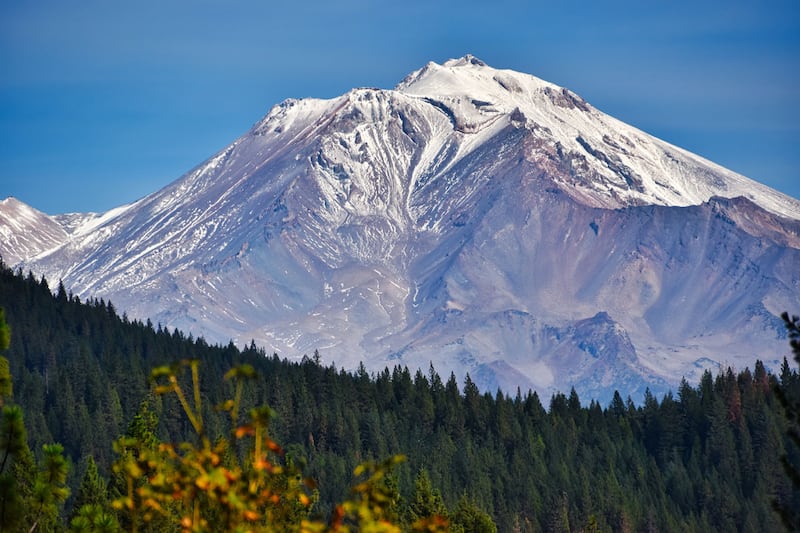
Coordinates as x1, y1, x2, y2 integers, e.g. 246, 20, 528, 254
5, 56, 800, 403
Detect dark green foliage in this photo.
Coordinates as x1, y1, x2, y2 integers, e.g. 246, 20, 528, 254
28, 443, 71, 532
451, 494, 497, 533
1, 265, 799, 531
69, 503, 120, 533
774, 312, 800, 529
407, 469, 448, 524
0, 308, 9, 352
0, 406, 28, 530
545, 491, 570, 533
0, 310, 11, 407
70, 456, 109, 522
0, 303, 70, 532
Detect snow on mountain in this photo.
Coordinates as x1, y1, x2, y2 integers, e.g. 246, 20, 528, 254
10, 56, 800, 403
0, 197, 70, 266
397, 55, 799, 218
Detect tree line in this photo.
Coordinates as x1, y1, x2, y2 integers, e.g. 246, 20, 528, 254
0, 263, 798, 531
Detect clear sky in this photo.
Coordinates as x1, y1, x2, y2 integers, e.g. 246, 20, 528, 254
1, 0, 798, 215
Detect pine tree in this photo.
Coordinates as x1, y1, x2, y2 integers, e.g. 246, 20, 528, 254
69, 503, 120, 533
0, 405, 28, 531
0, 309, 10, 407
545, 490, 570, 533
0, 307, 26, 531
0, 307, 70, 533
70, 456, 109, 521
27, 443, 71, 533
774, 312, 800, 529
451, 494, 497, 533
0, 309, 8, 354
407, 468, 448, 525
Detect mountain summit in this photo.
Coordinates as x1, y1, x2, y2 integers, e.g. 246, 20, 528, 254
397, 55, 797, 216
5, 56, 800, 401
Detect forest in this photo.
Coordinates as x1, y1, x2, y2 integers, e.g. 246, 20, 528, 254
0, 262, 798, 532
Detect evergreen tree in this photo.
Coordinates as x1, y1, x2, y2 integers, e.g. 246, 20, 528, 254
70, 456, 109, 522
0, 309, 9, 354
0, 307, 70, 533
69, 503, 120, 533
450, 494, 497, 533
0, 307, 28, 531
774, 311, 800, 529
545, 490, 570, 533
407, 468, 448, 525
0, 405, 28, 531
27, 443, 71, 533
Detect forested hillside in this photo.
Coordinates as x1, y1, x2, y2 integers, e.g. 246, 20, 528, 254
1, 263, 798, 531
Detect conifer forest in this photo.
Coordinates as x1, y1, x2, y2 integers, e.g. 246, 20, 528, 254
0, 263, 799, 531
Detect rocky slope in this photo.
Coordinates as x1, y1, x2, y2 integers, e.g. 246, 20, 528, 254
5, 55, 799, 402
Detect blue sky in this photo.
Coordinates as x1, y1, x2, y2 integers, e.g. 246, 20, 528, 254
1, 0, 798, 214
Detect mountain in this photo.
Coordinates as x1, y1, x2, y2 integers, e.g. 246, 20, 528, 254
4, 55, 799, 402
0, 197, 70, 265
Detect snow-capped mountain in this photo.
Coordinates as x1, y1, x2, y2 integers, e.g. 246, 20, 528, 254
5, 55, 800, 403
0, 197, 70, 266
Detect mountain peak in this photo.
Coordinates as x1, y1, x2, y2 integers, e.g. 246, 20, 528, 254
0, 196, 69, 265
396, 55, 555, 100
442, 54, 488, 68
